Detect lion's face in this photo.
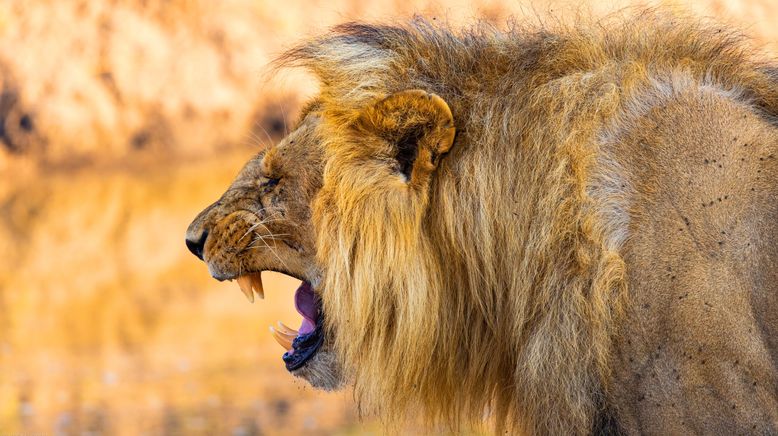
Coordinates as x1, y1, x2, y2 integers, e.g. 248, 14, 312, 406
186, 91, 456, 390
187, 113, 322, 284
185, 111, 344, 389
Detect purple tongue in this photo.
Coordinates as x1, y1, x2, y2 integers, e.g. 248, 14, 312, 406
294, 282, 317, 335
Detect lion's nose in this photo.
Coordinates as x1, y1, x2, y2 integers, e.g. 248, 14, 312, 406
185, 229, 208, 260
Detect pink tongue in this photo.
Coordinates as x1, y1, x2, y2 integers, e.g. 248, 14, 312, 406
294, 282, 317, 335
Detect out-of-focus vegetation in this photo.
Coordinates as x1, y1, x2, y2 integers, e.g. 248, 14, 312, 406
0, 0, 774, 434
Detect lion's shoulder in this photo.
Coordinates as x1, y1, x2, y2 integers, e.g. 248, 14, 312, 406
597, 70, 778, 432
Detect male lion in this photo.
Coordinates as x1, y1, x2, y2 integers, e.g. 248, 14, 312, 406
186, 12, 778, 435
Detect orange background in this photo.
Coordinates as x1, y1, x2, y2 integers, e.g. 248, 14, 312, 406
0, 1, 775, 434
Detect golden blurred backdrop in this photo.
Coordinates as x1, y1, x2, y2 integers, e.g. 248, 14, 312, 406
0, 0, 775, 434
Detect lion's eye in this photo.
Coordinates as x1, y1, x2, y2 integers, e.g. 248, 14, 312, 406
263, 177, 279, 186
259, 177, 280, 194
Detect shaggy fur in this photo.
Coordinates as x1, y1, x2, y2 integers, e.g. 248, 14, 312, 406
189, 10, 778, 434
278, 11, 778, 434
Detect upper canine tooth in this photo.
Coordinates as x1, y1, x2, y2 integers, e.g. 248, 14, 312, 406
237, 275, 254, 303
250, 273, 264, 300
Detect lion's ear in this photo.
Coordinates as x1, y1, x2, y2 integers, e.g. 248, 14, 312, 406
355, 89, 456, 183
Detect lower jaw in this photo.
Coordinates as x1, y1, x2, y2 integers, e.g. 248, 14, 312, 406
281, 281, 325, 371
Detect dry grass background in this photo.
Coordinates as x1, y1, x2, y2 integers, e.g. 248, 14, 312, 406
0, 0, 775, 434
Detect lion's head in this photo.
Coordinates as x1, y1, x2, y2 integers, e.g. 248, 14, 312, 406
186, 87, 456, 391
185, 108, 341, 389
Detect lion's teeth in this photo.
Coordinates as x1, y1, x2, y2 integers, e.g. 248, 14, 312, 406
237, 275, 254, 303
277, 329, 297, 342
269, 326, 293, 350
251, 273, 264, 300
277, 321, 298, 335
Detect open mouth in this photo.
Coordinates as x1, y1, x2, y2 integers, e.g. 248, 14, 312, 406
233, 273, 324, 371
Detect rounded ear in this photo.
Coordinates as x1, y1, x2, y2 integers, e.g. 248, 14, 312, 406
354, 89, 456, 183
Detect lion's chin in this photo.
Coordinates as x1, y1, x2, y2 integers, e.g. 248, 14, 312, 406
290, 347, 346, 391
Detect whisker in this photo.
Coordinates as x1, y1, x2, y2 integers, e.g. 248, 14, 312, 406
245, 130, 269, 150
259, 211, 284, 222
255, 122, 276, 149
252, 234, 291, 240
238, 222, 263, 243
279, 101, 290, 137
246, 234, 292, 251
257, 212, 301, 229
250, 232, 289, 270
259, 219, 299, 229
254, 221, 291, 264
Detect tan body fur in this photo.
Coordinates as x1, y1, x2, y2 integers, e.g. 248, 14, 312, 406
187, 11, 778, 435
605, 78, 778, 433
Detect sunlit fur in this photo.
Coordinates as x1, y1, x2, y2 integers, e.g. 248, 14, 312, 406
275, 11, 778, 434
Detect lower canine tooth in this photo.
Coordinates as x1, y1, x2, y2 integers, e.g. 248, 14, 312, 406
237, 275, 254, 303
277, 321, 298, 335
269, 326, 293, 350
277, 329, 296, 342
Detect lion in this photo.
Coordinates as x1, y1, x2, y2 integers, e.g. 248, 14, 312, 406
185, 11, 778, 435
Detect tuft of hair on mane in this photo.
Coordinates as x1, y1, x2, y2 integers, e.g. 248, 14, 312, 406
277, 8, 778, 434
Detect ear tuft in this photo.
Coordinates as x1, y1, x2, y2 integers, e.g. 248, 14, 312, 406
355, 89, 456, 183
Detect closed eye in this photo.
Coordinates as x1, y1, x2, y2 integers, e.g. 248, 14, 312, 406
259, 177, 280, 196
261, 177, 279, 188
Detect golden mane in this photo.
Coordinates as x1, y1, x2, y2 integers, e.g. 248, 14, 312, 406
276, 10, 778, 434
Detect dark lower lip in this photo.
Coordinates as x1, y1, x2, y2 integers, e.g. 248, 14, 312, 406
282, 321, 324, 371
282, 293, 324, 371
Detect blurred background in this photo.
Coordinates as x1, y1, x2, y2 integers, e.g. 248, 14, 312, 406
0, 0, 774, 434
